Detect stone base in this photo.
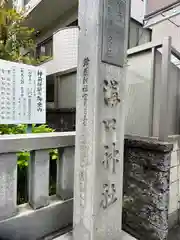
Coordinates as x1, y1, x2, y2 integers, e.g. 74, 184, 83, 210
53, 231, 136, 240
167, 225, 180, 239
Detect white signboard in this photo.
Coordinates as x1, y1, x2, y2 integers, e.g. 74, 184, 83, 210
0, 59, 46, 124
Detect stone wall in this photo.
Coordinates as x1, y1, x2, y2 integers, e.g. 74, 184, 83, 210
122, 136, 173, 240
168, 135, 180, 229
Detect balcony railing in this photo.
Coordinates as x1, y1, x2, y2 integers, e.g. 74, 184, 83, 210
41, 27, 78, 76
0, 132, 75, 240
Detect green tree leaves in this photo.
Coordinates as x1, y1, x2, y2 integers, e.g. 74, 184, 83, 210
0, 2, 56, 167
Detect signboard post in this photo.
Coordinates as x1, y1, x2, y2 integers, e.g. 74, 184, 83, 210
0, 59, 46, 125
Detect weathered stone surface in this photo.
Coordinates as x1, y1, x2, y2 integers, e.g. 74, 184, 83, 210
53, 230, 136, 240
73, 0, 130, 239
123, 137, 173, 240
167, 225, 180, 239
124, 181, 169, 210
125, 136, 173, 153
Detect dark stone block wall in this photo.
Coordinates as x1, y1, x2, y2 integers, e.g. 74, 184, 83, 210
46, 109, 76, 132
123, 136, 173, 240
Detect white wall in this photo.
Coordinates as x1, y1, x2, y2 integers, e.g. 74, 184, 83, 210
57, 73, 76, 108
36, 6, 78, 45
131, 0, 144, 23
41, 27, 78, 75
154, 50, 180, 136
152, 21, 180, 52
128, 19, 152, 49
125, 50, 153, 136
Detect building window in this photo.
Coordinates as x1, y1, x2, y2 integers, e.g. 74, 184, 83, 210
36, 37, 53, 59
46, 75, 54, 103
128, 18, 152, 49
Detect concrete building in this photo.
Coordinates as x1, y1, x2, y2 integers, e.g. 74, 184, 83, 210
144, 0, 180, 52
13, 0, 151, 131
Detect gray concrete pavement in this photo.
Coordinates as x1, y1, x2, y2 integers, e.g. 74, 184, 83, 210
53, 231, 136, 240
168, 225, 180, 239
52, 226, 180, 240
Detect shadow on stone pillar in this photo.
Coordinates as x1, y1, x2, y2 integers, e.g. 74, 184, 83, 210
122, 136, 173, 240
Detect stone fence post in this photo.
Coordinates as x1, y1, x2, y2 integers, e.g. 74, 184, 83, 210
123, 136, 173, 240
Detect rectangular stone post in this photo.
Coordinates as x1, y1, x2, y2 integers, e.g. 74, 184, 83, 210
28, 150, 49, 209
159, 37, 171, 141
0, 153, 17, 221
73, 0, 130, 239
152, 37, 171, 141
56, 147, 75, 200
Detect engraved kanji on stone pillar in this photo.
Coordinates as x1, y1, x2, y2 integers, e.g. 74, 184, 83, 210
79, 170, 85, 207
103, 79, 121, 107
103, 119, 116, 131
100, 183, 117, 209
102, 118, 117, 143
102, 143, 120, 173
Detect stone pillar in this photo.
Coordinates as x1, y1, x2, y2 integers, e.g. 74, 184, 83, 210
123, 136, 173, 240
73, 0, 130, 239
57, 147, 75, 200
